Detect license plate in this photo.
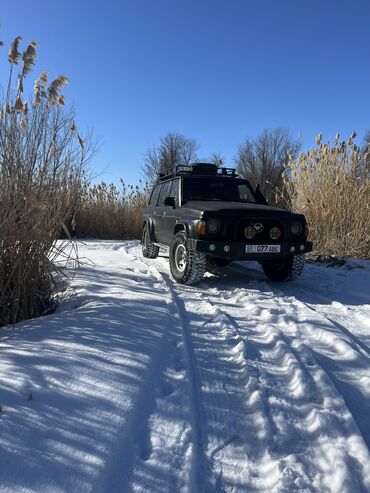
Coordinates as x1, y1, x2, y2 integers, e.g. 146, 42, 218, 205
245, 244, 281, 253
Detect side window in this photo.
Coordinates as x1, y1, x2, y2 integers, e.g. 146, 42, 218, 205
158, 181, 171, 205
170, 179, 180, 205
149, 186, 160, 206
238, 184, 256, 203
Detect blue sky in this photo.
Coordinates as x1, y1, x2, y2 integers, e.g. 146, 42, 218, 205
1, 0, 369, 185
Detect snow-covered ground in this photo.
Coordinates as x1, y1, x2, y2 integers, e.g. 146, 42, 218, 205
1, 240, 370, 493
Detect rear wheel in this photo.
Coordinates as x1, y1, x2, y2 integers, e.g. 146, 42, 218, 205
262, 254, 304, 281
142, 223, 159, 259
170, 232, 206, 285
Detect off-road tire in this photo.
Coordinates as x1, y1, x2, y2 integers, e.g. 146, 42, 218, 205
206, 256, 231, 273
170, 232, 206, 285
142, 223, 159, 259
262, 254, 305, 282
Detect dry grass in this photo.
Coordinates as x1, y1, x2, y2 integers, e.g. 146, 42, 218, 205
0, 32, 90, 325
284, 134, 370, 259
74, 180, 149, 240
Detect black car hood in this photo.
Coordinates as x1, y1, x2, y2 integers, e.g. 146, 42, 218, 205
183, 200, 292, 217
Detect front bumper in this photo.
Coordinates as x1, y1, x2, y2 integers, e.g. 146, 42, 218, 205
189, 239, 313, 260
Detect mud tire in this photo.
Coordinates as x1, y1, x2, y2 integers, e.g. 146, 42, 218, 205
170, 232, 206, 285
142, 223, 159, 259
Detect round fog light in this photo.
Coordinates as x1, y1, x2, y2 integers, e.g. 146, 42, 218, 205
224, 245, 231, 253
244, 226, 256, 239
290, 246, 296, 253
269, 226, 281, 240
209, 244, 216, 251
300, 244, 305, 251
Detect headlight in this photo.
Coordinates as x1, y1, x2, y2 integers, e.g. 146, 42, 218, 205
206, 219, 222, 234
244, 226, 256, 239
269, 226, 282, 240
291, 222, 303, 235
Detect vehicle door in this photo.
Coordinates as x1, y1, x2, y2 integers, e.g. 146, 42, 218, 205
155, 180, 171, 244
148, 184, 162, 241
161, 178, 180, 244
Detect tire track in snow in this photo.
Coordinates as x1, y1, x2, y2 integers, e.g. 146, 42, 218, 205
85, 241, 194, 492
303, 300, 370, 357
275, 277, 370, 358
123, 243, 215, 493
194, 284, 323, 490
77, 241, 192, 493
160, 272, 217, 493
164, 283, 283, 492
206, 281, 370, 491
274, 293, 370, 452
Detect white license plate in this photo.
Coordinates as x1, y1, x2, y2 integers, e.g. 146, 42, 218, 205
245, 244, 281, 253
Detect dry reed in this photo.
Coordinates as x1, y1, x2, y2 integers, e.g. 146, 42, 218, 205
284, 134, 370, 259
0, 31, 91, 326
74, 180, 149, 240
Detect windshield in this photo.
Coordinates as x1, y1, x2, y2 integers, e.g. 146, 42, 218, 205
182, 177, 257, 203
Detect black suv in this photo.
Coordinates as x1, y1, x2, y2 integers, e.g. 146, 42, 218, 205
141, 163, 312, 285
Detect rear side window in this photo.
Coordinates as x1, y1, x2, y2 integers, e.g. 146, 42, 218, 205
149, 186, 160, 206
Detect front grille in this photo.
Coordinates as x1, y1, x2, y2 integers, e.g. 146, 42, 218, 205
235, 219, 286, 242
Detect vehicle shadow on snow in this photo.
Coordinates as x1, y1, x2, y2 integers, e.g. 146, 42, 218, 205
200, 259, 370, 308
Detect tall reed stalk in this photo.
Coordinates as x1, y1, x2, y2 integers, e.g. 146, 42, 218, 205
0, 30, 91, 325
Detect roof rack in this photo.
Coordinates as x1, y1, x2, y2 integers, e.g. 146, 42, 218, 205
158, 163, 238, 181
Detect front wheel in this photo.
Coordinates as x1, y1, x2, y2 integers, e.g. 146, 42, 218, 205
262, 255, 304, 281
169, 232, 206, 285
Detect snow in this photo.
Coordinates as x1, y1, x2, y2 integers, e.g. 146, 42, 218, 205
1, 240, 370, 492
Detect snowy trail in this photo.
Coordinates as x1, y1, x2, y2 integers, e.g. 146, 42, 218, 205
1, 240, 370, 492
125, 242, 370, 492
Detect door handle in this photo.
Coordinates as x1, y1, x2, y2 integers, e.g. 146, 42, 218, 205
162, 211, 167, 216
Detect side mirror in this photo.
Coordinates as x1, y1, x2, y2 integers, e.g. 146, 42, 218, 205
164, 196, 176, 208
255, 185, 268, 205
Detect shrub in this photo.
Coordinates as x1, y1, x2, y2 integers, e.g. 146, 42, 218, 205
284, 133, 370, 259
0, 33, 89, 325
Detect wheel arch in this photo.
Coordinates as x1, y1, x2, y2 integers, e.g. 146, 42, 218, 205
142, 219, 156, 242
174, 222, 189, 236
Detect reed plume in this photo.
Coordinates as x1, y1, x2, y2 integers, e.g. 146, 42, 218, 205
21, 41, 38, 76
8, 36, 22, 64
14, 94, 24, 112
48, 75, 69, 104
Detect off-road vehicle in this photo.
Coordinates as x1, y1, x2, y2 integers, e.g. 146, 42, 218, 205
141, 163, 312, 285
